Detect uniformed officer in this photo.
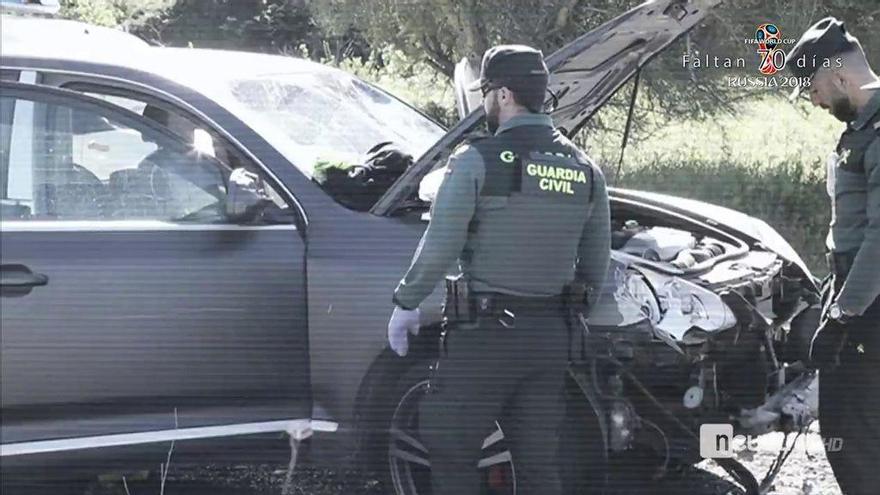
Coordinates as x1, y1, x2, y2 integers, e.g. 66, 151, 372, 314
386, 45, 611, 495
788, 18, 880, 494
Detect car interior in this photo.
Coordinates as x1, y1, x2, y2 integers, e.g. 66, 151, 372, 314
1, 93, 291, 224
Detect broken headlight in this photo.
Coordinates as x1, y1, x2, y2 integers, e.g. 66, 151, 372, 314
655, 277, 737, 339
620, 269, 737, 341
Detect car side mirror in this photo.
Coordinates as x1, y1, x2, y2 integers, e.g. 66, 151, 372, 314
225, 168, 272, 223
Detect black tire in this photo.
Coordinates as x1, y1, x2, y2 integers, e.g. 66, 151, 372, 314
384, 360, 608, 495
605, 447, 671, 494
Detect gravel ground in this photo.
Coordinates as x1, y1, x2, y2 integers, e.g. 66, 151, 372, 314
695, 430, 843, 495
68, 428, 841, 495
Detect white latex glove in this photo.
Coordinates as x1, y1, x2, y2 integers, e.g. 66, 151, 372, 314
388, 306, 421, 356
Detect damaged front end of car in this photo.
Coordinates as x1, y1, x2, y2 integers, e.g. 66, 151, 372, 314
567, 194, 821, 493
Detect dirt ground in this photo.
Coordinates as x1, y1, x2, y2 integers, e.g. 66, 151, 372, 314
695, 430, 843, 495
68, 427, 841, 495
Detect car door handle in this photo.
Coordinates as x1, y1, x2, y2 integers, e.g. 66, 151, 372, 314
1, 264, 49, 296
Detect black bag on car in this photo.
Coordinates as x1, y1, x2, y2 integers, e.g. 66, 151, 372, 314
313, 142, 413, 211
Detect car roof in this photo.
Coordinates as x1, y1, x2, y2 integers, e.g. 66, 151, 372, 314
5, 46, 351, 112
1, 15, 338, 83
1, 14, 149, 54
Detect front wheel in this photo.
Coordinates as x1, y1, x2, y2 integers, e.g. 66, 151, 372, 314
385, 361, 606, 495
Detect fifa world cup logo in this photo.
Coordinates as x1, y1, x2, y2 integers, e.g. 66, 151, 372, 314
756, 24, 785, 75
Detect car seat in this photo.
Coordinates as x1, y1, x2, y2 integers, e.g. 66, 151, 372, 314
33, 162, 107, 219
106, 163, 171, 219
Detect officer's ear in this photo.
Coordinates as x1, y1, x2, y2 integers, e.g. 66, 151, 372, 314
498, 86, 512, 103
831, 70, 852, 93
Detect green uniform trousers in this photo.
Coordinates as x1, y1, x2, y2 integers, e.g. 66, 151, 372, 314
418, 308, 571, 495
820, 275, 880, 495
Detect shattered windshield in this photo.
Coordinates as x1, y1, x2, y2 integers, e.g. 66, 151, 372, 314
227, 71, 445, 177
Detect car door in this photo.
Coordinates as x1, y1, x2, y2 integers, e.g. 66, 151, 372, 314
0, 82, 310, 456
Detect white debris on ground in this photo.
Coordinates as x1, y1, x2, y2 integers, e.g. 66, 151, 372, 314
78, 429, 842, 494
699, 430, 842, 495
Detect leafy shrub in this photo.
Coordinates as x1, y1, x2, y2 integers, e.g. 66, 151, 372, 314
331, 47, 457, 127
615, 159, 829, 274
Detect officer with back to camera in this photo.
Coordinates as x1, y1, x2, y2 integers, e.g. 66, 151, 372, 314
385, 45, 611, 495
787, 17, 880, 494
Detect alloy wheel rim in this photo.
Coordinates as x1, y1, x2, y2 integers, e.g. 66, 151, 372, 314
388, 378, 516, 495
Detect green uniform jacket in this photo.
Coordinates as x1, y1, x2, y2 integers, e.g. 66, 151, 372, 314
393, 114, 611, 310
831, 89, 880, 315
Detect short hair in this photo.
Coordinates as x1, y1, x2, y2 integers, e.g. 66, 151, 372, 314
839, 43, 872, 72
509, 88, 545, 113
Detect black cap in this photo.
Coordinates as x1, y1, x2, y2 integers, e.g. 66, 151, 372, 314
787, 17, 858, 99
467, 44, 549, 97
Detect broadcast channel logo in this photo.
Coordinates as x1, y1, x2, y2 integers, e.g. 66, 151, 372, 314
700, 423, 746, 459
700, 423, 844, 459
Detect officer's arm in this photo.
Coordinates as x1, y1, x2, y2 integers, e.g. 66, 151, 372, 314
837, 138, 880, 315
392, 147, 484, 310
575, 165, 612, 307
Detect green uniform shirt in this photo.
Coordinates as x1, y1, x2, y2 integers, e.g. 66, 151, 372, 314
393, 113, 611, 310
831, 89, 880, 315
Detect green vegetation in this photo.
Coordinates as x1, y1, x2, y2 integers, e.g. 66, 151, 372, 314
583, 96, 841, 274
58, 0, 170, 27
332, 48, 458, 127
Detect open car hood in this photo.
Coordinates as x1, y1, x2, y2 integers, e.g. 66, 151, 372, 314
372, 0, 720, 216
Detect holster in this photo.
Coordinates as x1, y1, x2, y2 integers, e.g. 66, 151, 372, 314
563, 282, 592, 362
563, 282, 590, 316
443, 274, 476, 325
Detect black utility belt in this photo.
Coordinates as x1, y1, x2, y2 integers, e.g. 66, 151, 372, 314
443, 275, 565, 326
826, 250, 857, 278
472, 292, 566, 316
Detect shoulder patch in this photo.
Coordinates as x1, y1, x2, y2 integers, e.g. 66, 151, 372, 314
499, 150, 516, 164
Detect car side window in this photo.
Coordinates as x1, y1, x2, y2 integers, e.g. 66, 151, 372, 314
74, 89, 288, 210
0, 92, 229, 222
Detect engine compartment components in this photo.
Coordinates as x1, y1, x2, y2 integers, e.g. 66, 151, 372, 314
737, 372, 818, 436
613, 220, 736, 273
682, 385, 704, 409
669, 242, 726, 269
620, 225, 697, 261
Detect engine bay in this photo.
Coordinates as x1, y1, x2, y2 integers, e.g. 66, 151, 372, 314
579, 213, 820, 472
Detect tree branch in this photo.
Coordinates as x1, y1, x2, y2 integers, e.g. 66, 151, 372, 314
553, 0, 580, 33
421, 34, 455, 77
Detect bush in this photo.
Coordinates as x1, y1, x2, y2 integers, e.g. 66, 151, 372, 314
331, 47, 457, 127
59, 0, 168, 27
581, 95, 841, 275
615, 159, 829, 275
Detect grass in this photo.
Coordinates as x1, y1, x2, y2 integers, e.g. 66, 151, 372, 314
582, 95, 842, 274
